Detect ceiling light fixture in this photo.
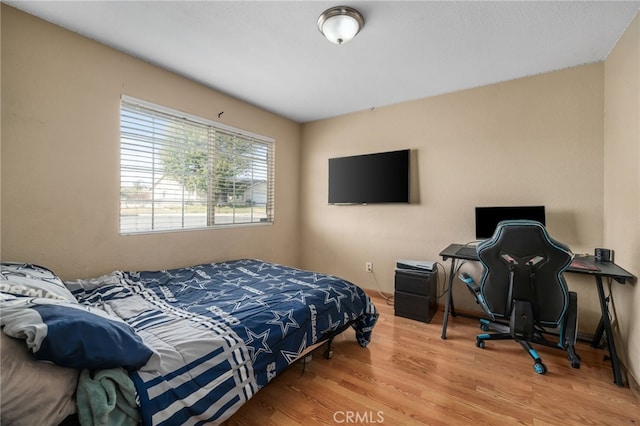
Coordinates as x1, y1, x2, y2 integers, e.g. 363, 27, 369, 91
317, 6, 365, 45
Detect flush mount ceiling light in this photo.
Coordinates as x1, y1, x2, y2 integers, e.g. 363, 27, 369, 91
317, 6, 365, 45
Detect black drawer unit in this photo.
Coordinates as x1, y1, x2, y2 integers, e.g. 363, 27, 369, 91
394, 268, 438, 323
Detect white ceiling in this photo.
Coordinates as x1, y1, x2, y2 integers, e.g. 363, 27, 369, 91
5, 1, 640, 123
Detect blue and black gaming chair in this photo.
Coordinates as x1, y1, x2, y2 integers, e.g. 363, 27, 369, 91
462, 220, 580, 374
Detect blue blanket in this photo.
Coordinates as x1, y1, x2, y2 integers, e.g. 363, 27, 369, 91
69, 259, 378, 425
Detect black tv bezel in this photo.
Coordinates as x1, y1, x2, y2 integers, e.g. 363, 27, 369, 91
328, 149, 410, 205
475, 205, 546, 240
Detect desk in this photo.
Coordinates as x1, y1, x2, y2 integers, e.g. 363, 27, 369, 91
439, 243, 636, 387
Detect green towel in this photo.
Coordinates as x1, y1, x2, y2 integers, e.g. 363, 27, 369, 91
76, 368, 140, 426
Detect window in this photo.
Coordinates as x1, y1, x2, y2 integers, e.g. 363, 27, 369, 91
120, 96, 274, 234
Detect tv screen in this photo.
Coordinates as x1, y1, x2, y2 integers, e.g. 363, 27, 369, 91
475, 205, 546, 239
328, 149, 410, 204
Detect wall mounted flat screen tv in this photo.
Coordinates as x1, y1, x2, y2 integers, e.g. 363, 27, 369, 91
475, 205, 546, 239
328, 149, 410, 204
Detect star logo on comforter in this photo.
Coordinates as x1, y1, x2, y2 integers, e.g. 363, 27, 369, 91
244, 327, 272, 362
266, 310, 300, 336
319, 285, 348, 311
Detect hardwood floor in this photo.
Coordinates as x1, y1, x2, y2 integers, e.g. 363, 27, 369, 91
225, 293, 640, 425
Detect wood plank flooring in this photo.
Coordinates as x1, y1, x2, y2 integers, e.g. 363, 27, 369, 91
224, 293, 640, 425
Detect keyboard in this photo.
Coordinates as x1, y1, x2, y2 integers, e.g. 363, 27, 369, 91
455, 246, 478, 258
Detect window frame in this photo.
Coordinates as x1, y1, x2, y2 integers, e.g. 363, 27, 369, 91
119, 96, 275, 235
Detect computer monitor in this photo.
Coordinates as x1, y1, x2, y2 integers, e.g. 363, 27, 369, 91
475, 206, 546, 240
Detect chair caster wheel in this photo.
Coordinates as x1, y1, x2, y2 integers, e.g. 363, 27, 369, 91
480, 324, 490, 331
324, 349, 333, 359
533, 362, 547, 374
476, 338, 485, 349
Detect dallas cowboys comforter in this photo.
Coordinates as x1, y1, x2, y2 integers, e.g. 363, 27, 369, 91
67, 259, 379, 425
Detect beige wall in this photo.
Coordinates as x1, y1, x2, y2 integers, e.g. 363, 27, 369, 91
300, 64, 607, 333
604, 11, 640, 389
1, 6, 302, 280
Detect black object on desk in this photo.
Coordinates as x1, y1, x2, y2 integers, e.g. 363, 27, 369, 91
439, 243, 636, 387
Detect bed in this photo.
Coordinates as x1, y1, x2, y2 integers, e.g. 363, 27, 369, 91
0, 259, 378, 425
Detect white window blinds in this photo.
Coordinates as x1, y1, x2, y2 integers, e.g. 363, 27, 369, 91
120, 96, 274, 234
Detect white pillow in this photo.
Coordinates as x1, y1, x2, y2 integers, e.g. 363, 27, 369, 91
0, 262, 77, 302
0, 331, 78, 426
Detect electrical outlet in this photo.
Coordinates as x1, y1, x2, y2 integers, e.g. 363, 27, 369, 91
365, 262, 373, 273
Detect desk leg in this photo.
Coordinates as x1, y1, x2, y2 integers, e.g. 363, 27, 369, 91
441, 259, 457, 340
591, 318, 604, 349
595, 275, 624, 387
